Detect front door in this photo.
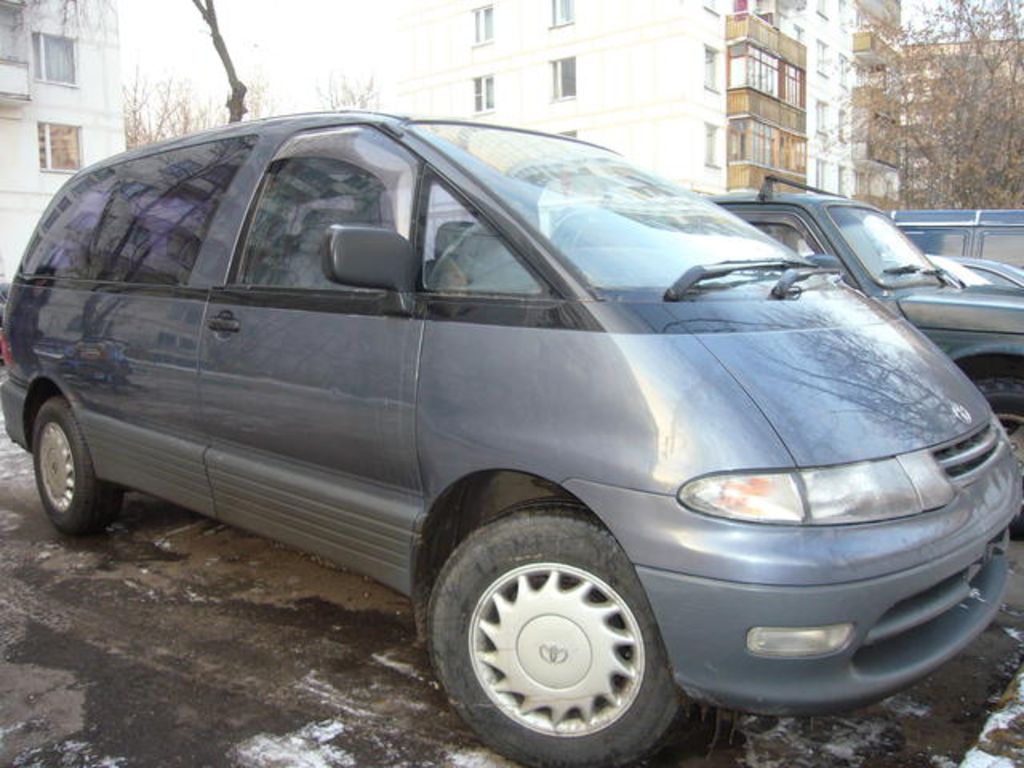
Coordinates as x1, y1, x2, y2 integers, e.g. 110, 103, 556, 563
197, 126, 423, 592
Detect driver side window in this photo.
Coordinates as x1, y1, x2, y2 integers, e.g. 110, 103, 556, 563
422, 182, 542, 296
239, 127, 416, 289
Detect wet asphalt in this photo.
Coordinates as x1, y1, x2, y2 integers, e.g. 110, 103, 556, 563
1, 378, 1023, 767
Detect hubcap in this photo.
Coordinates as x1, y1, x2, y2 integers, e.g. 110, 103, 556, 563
469, 563, 645, 737
39, 422, 75, 513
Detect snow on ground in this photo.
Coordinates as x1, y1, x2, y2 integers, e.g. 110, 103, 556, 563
959, 664, 1024, 768
232, 720, 352, 768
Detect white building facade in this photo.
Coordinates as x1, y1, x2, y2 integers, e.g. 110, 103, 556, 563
0, 0, 123, 280
397, 0, 899, 204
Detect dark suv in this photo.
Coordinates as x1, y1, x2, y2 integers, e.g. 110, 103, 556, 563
716, 184, 1024, 534
893, 209, 1024, 268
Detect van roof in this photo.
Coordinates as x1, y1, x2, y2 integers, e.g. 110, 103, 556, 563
892, 209, 1024, 226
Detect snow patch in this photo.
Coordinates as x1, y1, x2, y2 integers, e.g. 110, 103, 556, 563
0, 509, 20, 533
740, 715, 900, 768
446, 749, 515, 767
12, 739, 126, 768
931, 756, 958, 768
232, 720, 352, 768
959, 665, 1024, 768
295, 672, 378, 721
371, 650, 423, 681
881, 693, 932, 718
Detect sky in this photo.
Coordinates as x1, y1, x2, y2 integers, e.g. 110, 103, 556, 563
116, 0, 404, 117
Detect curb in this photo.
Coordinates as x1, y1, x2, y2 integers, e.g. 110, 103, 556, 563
959, 656, 1024, 767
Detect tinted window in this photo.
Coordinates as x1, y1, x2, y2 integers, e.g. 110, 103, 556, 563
980, 231, 1024, 267
22, 167, 118, 279
900, 227, 968, 257
22, 137, 254, 284
828, 206, 939, 287
93, 137, 255, 285
241, 127, 417, 289
423, 182, 542, 295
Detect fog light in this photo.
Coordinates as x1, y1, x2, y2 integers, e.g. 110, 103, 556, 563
746, 624, 854, 657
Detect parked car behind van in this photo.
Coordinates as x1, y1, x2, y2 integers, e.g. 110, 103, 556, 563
893, 209, 1024, 268
2, 116, 1021, 768
715, 183, 1024, 537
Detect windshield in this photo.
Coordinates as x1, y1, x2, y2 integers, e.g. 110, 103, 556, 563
828, 206, 941, 287
414, 123, 795, 291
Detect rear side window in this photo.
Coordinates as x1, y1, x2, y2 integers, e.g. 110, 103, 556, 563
22, 136, 255, 284
900, 227, 968, 257
979, 231, 1024, 267
22, 167, 118, 278
94, 137, 256, 284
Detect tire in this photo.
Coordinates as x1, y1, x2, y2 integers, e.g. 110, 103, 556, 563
428, 509, 681, 768
975, 377, 1024, 538
32, 397, 123, 535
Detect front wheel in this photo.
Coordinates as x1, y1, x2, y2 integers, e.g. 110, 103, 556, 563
975, 378, 1024, 538
428, 510, 681, 768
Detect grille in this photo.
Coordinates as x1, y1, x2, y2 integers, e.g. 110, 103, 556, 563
932, 423, 1000, 483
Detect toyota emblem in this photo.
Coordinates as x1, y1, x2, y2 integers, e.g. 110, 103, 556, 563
951, 402, 973, 425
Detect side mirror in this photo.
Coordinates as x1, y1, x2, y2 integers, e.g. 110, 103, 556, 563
807, 252, 842, 270
322, 225, 417, 293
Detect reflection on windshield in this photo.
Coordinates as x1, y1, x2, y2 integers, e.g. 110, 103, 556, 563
415, 124, 794, 290
828, 206, 939, 287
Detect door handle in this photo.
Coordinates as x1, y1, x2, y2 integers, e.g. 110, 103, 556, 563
208, 310, 240, 333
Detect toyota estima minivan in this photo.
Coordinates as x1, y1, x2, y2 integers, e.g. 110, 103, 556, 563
2, 114, 1020, 768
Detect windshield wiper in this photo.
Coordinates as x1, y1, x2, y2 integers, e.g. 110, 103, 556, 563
770, 267, 839, 299
664, 259, 808, 301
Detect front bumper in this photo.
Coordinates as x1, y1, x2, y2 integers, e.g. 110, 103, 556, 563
638, 527, 1008, 714
566, 431, 1021, 715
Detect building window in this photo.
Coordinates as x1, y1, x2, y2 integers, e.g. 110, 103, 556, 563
838, 108, 847, 141
32, 32, 76, 85
728, 119, 806, 173
816, 40, 829, 76
837, 167, 846, 196
815, 158, 827, 188
473, 6, 494, 45
781, 61, 805, 108
705, 123, 719, 167
473, 75, 494, 112
552, 56, 576, 100
0, 7, 24, 62
38, 122, 81, 171
792, 24, 804, 42
838, 54, 849, 88
817, 0, 828, 17
816, 100, 828, 135
728, 43, 781, 100
551, 0, 574, 27
704, 46, 718, 91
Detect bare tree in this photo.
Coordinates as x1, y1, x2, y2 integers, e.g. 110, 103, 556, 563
189, 0, 247, 123
860, 0, 1024, 208
317, 72, 380, 111
122, 68, 219, 148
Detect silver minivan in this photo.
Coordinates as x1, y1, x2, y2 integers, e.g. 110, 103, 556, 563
1, 115, 1020, 767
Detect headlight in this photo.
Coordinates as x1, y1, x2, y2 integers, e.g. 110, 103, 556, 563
679, 449, 954, 525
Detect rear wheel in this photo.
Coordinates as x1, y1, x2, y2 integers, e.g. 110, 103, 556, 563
32, 397, 122, 535
428, 510, 681, 768
975, 378, 1024, 538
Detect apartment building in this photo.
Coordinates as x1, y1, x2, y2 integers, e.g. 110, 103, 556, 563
396, 0, 900, 205
0, 0, 123, 280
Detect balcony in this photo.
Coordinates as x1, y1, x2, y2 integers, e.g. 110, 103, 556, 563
728, 163, 805, 192
852, 31, 895, 67
857, 0, 900, 26
726, 14, 806, 69
0, 58, 29, 103
855, 138, 898, 169
728, 88, 806, 134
